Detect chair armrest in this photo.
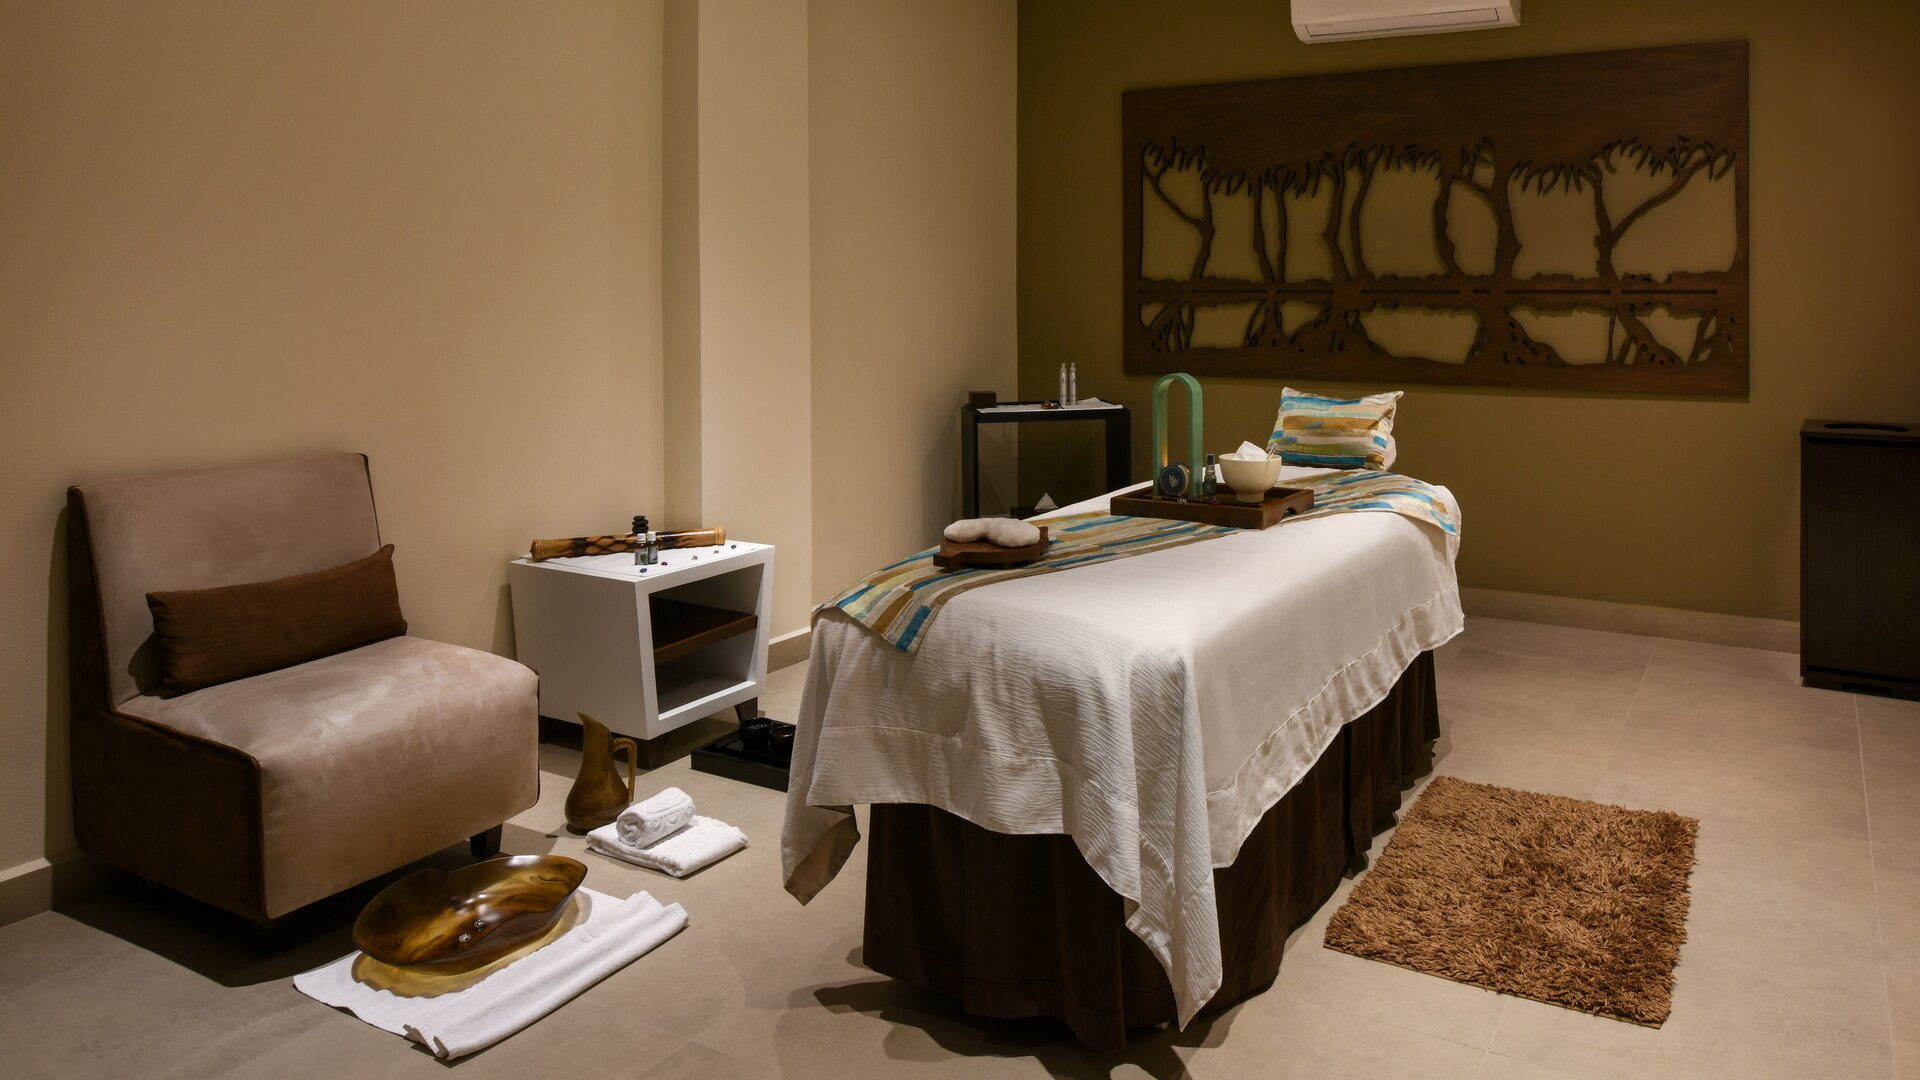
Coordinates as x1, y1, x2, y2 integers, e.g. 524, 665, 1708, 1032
67, 488, 269, 919
70, 706, 269, 919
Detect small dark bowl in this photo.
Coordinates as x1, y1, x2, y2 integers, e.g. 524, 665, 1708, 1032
741, 715, 773, 750
766, 725, 796, 760
352, 855, 588, 968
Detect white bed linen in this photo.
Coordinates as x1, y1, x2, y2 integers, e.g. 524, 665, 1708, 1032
781, 466, 1463, 1025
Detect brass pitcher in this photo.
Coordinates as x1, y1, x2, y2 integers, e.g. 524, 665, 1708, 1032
565, 713, 639, 834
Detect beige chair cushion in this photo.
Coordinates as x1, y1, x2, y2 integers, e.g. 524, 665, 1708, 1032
118, 636, 538, 916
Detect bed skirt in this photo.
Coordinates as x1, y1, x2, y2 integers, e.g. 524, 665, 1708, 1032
861, 650, 1439, 1049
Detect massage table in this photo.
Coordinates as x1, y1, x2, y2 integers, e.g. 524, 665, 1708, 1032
781, 467, 1463, 1047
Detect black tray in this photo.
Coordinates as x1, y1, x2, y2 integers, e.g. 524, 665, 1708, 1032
690, 721, 794, 791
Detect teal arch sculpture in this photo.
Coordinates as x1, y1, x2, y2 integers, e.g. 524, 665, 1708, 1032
1151, 372, 1204, 498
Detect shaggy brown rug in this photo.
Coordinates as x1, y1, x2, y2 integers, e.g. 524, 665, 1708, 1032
1323, 776, 1699, 1025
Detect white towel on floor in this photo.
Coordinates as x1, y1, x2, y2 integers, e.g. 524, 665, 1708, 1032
616, 786, 696, 848
293, 888, 686, 1060
588, 816, 747, 878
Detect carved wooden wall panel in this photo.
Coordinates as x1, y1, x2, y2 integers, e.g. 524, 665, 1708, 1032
1122, 42, 1749, 394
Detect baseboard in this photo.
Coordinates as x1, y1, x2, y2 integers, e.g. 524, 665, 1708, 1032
0, 850, 121, 928
769, 626, 811, 672
0, 857, 51, 926
1459, 587, 1799, 653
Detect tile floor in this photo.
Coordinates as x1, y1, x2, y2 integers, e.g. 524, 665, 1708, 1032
1, 616, 1916, 1078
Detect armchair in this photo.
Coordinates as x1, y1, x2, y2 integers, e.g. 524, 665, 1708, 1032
65, 452, 538, 926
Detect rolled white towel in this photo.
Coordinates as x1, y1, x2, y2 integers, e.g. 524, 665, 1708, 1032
942, 517, 1042, 548
588, 817, 747, 879
615, 787, 695, 849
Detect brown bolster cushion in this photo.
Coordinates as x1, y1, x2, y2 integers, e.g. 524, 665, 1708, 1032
146, 545, 407, 693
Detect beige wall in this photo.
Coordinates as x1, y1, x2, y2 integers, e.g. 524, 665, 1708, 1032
664, 0, 816, 633
0, 0, 1023, 913
0, 1, 665, 880
1018, 0, 1920, 620
809, 0, 1019, 597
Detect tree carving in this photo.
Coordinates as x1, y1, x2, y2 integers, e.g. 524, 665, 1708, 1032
1123, 42, 1750, 394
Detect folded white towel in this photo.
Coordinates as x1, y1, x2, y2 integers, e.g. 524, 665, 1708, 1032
616, 787, 696, 849
588, 816, 747, 878
942, 517, 1042, 548
293, 888, 687, 1060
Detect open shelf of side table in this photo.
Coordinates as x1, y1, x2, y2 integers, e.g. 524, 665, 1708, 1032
651, 599, 758, 665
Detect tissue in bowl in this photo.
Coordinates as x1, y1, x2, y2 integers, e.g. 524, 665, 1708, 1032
1217, 446, 1281, 502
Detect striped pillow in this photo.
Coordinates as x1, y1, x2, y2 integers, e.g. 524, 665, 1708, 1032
1267, 388, 1402, 470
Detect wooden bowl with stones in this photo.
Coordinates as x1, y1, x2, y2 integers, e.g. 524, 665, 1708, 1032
353, 855, 588, 968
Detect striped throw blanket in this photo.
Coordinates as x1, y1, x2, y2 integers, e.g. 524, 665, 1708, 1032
1296, 469, 1460, 553
821, 514, 1234, 652
824, 470, 1458, 653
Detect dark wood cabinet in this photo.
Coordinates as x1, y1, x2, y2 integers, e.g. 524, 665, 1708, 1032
1801, 419, 1920, 699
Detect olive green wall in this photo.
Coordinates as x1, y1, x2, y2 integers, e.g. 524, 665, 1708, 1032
1018, 0, 1920, 620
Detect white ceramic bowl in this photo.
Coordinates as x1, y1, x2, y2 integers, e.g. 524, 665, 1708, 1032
1217, 455, 1282, 503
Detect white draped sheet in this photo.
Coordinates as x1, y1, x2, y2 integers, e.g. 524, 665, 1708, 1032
781, 468, 1463, 1024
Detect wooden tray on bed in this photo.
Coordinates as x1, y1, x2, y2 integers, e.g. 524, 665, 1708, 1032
933, 525, 1051, 569
1110, 485, 1313, 530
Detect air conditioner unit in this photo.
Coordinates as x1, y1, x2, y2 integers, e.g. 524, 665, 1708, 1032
1292, 0, 1521, 44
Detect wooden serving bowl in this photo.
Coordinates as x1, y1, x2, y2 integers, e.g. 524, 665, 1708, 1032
353, 855, 588, 968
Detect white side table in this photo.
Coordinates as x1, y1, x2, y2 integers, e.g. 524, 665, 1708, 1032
507, 541, 773, 744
